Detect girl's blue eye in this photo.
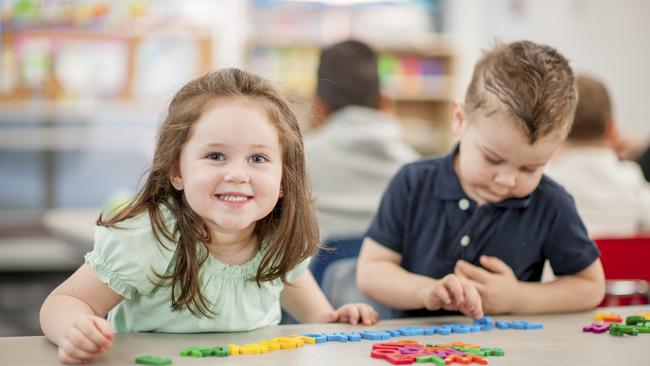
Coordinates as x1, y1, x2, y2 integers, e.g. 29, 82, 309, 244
207, 152, 225, 161
249, 154, 267, 164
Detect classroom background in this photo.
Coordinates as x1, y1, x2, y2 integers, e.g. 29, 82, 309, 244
1, 0, 649, 336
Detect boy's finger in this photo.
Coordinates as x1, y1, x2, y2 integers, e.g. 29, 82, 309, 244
443, 276, 465, 305
467, 279, 488, 295
463, 283, 484, 319
433, 285, 452, 306
479, 256, 513, 275
455, 260, 490, 284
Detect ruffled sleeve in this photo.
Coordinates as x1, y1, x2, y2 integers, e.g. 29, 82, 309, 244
286, 257, 311, 284
85, 210, 177, 299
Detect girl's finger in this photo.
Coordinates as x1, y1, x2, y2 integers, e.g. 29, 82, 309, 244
358, 305, 377, 325
93, 316, 114, 340
67, 326, 102, 353
59, 338, 99, 364
345, 305, 360, 325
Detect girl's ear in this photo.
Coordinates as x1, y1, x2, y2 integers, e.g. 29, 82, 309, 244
451, 100, 467, 137
169, 167, 184, 191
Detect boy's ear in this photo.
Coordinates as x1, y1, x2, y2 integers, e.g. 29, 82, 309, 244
451, 100, 467, 136
604, 118, 619, 148
311, 97, 330, 128
378, 93, 396, 114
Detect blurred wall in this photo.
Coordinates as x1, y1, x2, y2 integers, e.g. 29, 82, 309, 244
447, 0, 650, 137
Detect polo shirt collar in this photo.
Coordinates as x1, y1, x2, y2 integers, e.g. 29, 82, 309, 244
432, 146, 534, 209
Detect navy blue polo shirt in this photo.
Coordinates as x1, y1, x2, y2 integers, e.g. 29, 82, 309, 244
366, 150, 600, 318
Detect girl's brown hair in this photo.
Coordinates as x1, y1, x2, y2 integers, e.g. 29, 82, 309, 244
98, 68, 320, 317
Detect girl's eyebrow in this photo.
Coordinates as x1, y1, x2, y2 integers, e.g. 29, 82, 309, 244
201, 142, 271, 148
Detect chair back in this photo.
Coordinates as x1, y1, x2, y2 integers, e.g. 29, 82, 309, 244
594, 236, 650, 306
594, 236, 650, 282
309, 236, 364, 286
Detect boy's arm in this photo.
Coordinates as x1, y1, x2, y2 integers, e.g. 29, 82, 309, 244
516, 260, 605, 313
40, 263, 123, 346
356, 237, 437, 309
456, 256, 605, 314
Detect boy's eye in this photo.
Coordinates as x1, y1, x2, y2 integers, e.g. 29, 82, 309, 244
249, 154, 268, 164
520, 166, 536, 173
207, 152, 225, 161
484, 155, 502, 165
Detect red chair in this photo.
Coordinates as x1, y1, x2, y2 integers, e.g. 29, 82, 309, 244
594, 236, 650, 306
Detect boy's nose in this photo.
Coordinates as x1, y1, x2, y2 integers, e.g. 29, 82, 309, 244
494, 173, 516, 188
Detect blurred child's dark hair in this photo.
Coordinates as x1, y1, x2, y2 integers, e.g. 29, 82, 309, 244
98, 68, 320, 317
567, 75, 612, 141
465, 40, 578, 143
317, 39, 380, 113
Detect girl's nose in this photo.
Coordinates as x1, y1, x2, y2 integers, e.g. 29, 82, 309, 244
224, 166, 250, 183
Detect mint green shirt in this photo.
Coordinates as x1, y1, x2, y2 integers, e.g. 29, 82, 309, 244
85, 205, 309, 333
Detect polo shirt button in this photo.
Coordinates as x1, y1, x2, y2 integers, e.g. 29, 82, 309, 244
460, 235, 470, 246
458, 198, 470, 211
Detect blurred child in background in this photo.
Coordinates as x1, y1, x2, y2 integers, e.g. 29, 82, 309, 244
546, 75, 650, 237
306, 40, 419, 284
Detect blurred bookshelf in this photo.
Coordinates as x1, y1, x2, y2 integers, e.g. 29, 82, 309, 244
0, 0, 214, 105
247, 0, 456, 156
0, 0, 218, 215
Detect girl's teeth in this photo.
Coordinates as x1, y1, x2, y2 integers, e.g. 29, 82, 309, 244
220, 195, 248, 202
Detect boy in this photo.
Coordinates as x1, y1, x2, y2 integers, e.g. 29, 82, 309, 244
306, 40, 419, 284
546, 75, 650, 237
356, 41, 605, 318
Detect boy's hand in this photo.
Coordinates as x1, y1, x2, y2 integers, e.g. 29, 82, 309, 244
419, 274, 483, 319
327, 303, 379, 325
58, 315, 113, 364
454, 256, 520, 314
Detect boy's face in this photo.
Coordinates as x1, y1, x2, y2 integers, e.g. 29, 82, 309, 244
452, 102, 564, 205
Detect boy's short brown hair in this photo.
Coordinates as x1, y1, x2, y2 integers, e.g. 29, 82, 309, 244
465, 41, 578, 143
567, 75, 612, 141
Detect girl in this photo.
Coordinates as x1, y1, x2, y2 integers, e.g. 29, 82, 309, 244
40, 68, 378, 364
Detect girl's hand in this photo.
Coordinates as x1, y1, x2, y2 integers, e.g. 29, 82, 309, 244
327, 303, 379, 325
454, 256, 520, 314
58, 315, 113, 364
418, 273, 484, 319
